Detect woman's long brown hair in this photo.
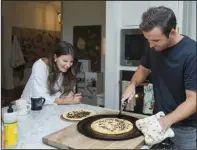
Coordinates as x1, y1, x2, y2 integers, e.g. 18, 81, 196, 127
47, 41, 77, 95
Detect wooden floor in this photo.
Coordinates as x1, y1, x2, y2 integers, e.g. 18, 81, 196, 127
1, 86, 24, 107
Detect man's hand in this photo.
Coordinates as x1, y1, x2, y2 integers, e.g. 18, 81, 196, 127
136, 111, 175, 145
72, 93, 82, 104
121, 65, 150, 105
159, 116, 173, 132
121, 83, 136, 104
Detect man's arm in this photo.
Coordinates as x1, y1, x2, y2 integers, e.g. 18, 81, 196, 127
121, 65, 150, 103
130, 65, 151, 87
160, 52, 196, 131
159, 89, 196, 131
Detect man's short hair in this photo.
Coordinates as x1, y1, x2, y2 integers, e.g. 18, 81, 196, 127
139, 6, 177, 38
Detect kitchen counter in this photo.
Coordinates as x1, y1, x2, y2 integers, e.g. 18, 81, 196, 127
2, 104, 151, 149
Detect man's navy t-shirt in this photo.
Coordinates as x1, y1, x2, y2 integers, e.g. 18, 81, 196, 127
140, 36, 196, 127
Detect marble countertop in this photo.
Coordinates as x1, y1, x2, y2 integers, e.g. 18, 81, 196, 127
2, 104, 151, 149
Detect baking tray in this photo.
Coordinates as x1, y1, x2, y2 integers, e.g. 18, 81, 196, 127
77, 114, 142, 141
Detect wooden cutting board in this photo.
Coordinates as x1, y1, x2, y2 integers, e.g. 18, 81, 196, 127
42, 110, 145, 149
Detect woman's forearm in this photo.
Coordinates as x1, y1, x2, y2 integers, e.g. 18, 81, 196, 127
54, 96, 73, 104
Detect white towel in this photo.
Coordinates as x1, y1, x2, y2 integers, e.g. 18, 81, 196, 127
136, 111, 175, 145
11, 35, 25, 68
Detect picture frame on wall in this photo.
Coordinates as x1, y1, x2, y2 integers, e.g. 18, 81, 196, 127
12, 26, 61, 68
73, 25, 101, 72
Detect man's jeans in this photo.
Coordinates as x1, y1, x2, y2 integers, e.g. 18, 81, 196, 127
170, 127, 196, 149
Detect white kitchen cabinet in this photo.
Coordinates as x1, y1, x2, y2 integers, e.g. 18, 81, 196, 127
96, 93, 104, 107
121, 1, 150, 27
121, 1, 183, 30
149, 1, 179, 15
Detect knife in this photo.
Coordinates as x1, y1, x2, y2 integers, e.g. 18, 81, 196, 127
118, 99, 128, 117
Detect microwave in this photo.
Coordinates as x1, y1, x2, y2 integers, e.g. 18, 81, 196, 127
120, 28, 149, 66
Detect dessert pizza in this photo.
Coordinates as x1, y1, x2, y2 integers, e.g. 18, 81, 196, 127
91, 118, 133, 135
62, 109, 96, 121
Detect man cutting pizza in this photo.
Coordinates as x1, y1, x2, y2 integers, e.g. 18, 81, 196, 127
121, 6, 196, 149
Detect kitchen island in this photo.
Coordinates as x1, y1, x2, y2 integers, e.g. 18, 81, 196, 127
2, 104, 151, 149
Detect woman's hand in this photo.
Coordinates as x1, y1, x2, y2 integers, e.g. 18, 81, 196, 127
55, 93, 82, 105
71, 93, 82, 104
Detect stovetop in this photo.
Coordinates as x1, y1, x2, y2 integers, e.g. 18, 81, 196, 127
151, 138, 174, 149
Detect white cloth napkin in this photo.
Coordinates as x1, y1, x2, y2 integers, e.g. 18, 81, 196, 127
136, 111, 175, 145
11, 35, 25, 68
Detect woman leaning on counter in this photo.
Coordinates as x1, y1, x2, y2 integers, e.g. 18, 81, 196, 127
21, 41, 82, 105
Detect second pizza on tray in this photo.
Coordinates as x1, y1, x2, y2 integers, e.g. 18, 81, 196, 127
62, 109, 96, 121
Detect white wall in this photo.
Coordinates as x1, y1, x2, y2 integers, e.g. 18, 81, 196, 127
182, 1, 196, 41
189, 1, 196, 40
62, 1, 106, 72
104, 1, 122, 110
2, 1, 61, 89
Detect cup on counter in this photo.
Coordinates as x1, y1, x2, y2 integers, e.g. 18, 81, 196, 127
15, 98, 31, 115
31, 97, 45, 111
